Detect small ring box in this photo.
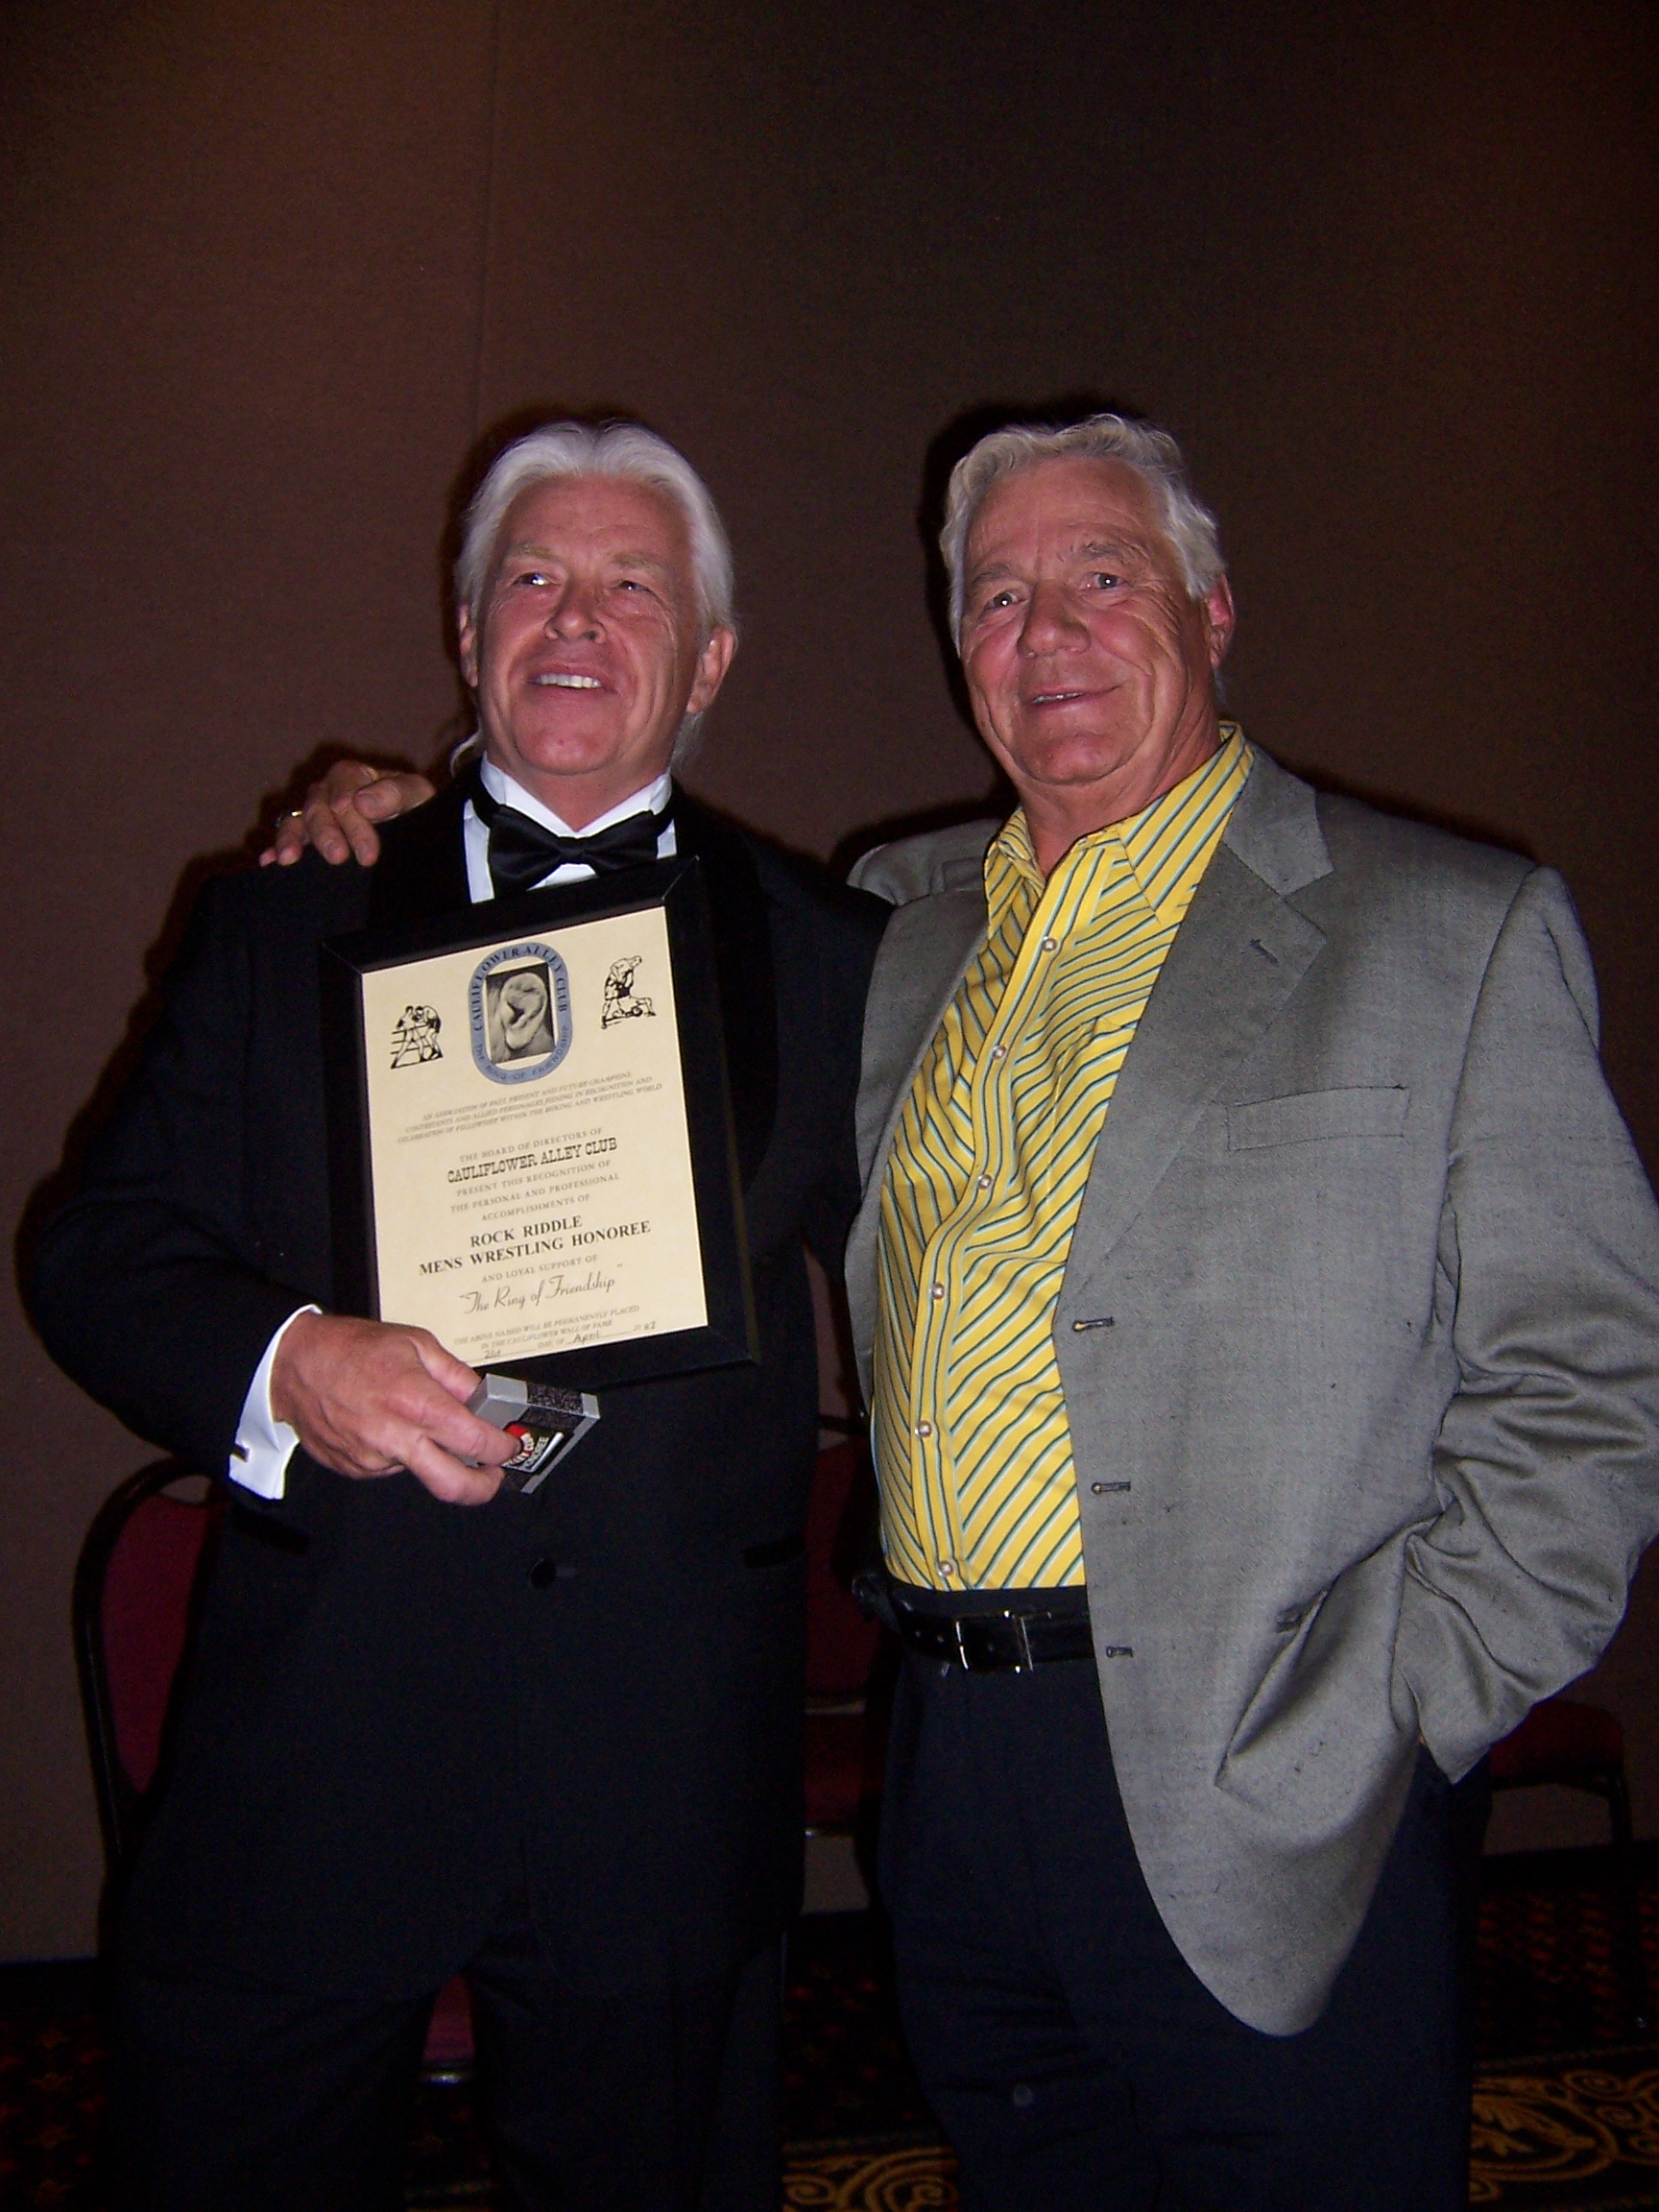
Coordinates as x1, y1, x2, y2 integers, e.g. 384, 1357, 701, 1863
468, 1373, 600, 1495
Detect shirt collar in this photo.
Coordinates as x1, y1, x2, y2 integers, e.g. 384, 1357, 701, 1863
987, 724, 1251, 926
474, 749, 674, 838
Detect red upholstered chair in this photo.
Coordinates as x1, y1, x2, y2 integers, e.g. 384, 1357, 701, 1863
74, 1460, 475, 2079
74, 1462, 224, 1869
420, 1972, 477, 2084
1489, 1695, 1649, 2030
803, 1431, 889, 1839
1490, 1697, 1633, 1827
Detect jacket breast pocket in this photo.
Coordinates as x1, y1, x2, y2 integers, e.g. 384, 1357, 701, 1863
1227, 1086, 1409, 1152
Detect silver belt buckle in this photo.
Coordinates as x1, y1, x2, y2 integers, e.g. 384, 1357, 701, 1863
949, 1610, 1035, 1672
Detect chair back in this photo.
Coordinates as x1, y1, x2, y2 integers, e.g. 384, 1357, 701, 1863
71, 1458, 478, 2075
1489, 1695, 1625, 1790
73, 1462, 223, 1870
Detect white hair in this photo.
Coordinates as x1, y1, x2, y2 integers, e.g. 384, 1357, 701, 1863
454, 421, 736, 763
939, 413, 1225, 644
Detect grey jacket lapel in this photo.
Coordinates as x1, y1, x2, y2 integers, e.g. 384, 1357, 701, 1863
1060, 750, 1332, 1303
846, 883, 987, 1379
846, 750, 1335, 1390
854, 883, 988, 1186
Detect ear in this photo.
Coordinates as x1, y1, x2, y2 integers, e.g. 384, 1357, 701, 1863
456, 602, 481, 689
1203, 574, 1237, 669
687, 624, 737, 716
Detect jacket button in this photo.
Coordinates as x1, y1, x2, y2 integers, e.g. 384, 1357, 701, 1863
528, 1557, 559, 1589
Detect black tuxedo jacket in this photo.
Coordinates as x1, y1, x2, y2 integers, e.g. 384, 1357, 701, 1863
35, 785, 887, 1999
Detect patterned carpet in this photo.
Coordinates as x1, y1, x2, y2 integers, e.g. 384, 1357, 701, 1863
1470, 2049, 1659, 2208
6, 1856, 1659, 2209
780, 2085, 1659, 2212
781, 2048, 1659, 2210
782, 2135, 955, 2208
777, 2060, 1659, 2211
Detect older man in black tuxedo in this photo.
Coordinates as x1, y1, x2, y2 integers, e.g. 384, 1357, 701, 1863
34, 422, 885, 2211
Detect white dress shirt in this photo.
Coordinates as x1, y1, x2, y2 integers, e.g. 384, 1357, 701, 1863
229, 756, 676, 1498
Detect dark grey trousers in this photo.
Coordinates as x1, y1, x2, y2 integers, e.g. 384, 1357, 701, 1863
880, 1642, 1486, 2212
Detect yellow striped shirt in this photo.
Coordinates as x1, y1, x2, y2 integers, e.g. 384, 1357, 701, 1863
872, 727, 1254, 1591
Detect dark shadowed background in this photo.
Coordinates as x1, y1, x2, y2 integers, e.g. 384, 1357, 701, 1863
3, 0, 1655, 1959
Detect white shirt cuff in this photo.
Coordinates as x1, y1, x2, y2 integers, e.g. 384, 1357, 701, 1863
228, 1306, 320, 1499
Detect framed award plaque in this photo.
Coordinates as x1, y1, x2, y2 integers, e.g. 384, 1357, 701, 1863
320, 857, 756, 1388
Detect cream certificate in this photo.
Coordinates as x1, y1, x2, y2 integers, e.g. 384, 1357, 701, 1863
356, 903, 708, 1368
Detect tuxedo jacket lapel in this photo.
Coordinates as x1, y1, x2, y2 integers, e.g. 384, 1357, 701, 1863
673, 794, 778, 1191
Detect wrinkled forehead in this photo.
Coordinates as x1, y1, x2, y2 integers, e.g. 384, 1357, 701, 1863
492, 470, 696, 579
967, 453, 1171, 567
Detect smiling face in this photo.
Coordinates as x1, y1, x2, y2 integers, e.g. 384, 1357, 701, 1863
958, 455, 1235, 871
457, 472, 735, 828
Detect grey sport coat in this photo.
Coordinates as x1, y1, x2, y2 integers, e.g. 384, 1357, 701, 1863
847, 747, 1659, 2033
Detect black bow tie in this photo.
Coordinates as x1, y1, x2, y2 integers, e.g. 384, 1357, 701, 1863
467, 766, 672, 898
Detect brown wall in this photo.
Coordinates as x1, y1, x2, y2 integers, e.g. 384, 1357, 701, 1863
3, 0, 1654, 1955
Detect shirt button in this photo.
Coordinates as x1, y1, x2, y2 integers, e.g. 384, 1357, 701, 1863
1041, 935, 1059, 951
930, 1283, 945, 1300
976, 1174, 992, 1190
528, 1557, 558, 1589
917, 1421, 933, 1439
991, 1044, 1007, 1060
938, 1559, 957, 1576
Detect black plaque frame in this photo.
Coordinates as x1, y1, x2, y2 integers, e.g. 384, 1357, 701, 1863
320, 857, 757, 1388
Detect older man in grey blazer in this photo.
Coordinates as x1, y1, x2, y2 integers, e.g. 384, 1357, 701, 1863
846, 414, 1659, 2209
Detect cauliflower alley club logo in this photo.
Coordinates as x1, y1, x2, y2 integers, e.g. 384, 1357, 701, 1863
469, 941, 573, 1085
389, 1004, 443, 1068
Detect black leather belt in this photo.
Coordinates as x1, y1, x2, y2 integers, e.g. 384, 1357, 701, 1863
891, 1602, 1094, 1673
